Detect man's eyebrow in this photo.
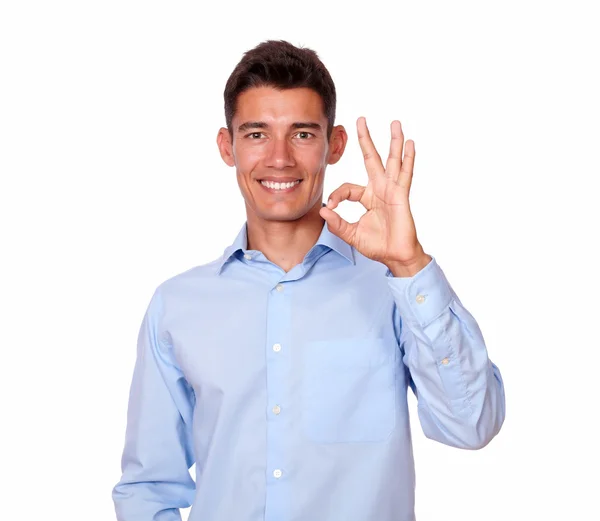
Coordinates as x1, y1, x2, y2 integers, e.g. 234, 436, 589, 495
290, 122, 322, 131
237, 121, 268, 133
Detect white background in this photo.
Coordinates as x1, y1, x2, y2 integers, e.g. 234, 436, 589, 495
1, 1, 598, 520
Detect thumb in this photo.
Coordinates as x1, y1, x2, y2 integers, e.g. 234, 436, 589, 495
319, 205, 356, 245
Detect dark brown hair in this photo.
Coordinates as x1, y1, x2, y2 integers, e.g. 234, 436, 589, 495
224, 40, 336, 140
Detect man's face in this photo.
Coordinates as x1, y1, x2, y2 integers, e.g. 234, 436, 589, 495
217, 86, 347, 222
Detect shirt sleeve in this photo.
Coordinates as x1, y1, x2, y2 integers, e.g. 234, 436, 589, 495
387, 255, 506, 450
112, 286, 196, 520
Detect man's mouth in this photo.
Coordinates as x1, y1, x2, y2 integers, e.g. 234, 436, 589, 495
258, 179, 303, 193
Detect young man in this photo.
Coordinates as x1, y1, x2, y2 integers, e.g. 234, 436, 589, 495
112, 40, 505, 521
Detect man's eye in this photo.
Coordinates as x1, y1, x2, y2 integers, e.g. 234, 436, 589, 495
247, 132, 264, 139
295, 132, 314, 139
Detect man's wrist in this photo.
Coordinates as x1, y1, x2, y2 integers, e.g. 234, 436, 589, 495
385, 253, 432, 278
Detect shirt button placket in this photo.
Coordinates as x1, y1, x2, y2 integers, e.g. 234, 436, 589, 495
264, 281, 291, 521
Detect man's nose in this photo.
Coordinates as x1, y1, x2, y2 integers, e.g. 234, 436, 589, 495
264, 138, 295, 169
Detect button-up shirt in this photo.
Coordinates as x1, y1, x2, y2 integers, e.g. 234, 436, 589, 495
112, 216, 505, 521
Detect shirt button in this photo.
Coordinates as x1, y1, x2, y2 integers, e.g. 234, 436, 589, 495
273, 343, 282, 352
276, 284, 284, 292
415, 294, 426, 304
273, 469, 282, 478
243, 253, 252, 260
441, 357, 449, 365
272, 405, 281, 415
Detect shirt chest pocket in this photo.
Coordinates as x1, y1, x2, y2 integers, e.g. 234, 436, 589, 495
301, 337, 397, 443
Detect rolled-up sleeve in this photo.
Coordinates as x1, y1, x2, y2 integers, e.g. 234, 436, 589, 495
387, 256, 506, 450
112, 287, 196, 520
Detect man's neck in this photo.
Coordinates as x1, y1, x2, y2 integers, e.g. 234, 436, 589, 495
245, 205, 325, 273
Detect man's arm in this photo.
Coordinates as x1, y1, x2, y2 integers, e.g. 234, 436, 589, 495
388, 256, 506, 450
112, 287, 196, 520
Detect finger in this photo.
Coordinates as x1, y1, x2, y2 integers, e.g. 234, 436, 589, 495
385, 120, 404, 181
326, 182, 367, 210
357, 116, 384, 179
319, 205, 358, 246
399, 139, 415, 191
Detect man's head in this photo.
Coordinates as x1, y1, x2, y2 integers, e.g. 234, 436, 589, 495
217, 40, 348, 223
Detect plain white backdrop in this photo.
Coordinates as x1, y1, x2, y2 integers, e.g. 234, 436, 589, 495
1, 1, 598, 519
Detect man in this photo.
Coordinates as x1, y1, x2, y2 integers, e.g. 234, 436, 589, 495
112, 39, 505, 521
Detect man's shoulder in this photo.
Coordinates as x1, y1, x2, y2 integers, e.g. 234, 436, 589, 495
154, 256, 222, 299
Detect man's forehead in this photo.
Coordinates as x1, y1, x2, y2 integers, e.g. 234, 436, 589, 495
234, 86, 326, 124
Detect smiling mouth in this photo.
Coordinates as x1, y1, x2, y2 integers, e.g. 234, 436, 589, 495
258, 179, 303, 193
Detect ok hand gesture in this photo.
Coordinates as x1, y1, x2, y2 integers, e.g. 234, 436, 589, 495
320, 117, 431, 276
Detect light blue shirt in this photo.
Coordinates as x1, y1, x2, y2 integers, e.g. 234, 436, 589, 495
112, 214, 505, 521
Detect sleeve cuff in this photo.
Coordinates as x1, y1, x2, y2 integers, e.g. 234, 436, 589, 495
385, 255, 453, 328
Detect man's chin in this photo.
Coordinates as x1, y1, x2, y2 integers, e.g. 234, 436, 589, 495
254, 203, 307, 223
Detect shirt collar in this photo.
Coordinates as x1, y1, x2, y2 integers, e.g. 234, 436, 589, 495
216, 204, 355, 275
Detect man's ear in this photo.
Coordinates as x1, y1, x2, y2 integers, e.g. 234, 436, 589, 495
327, 125, 348, 165
217, 127, 235, 167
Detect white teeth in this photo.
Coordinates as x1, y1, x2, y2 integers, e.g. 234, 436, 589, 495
260, 180, 301, 190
